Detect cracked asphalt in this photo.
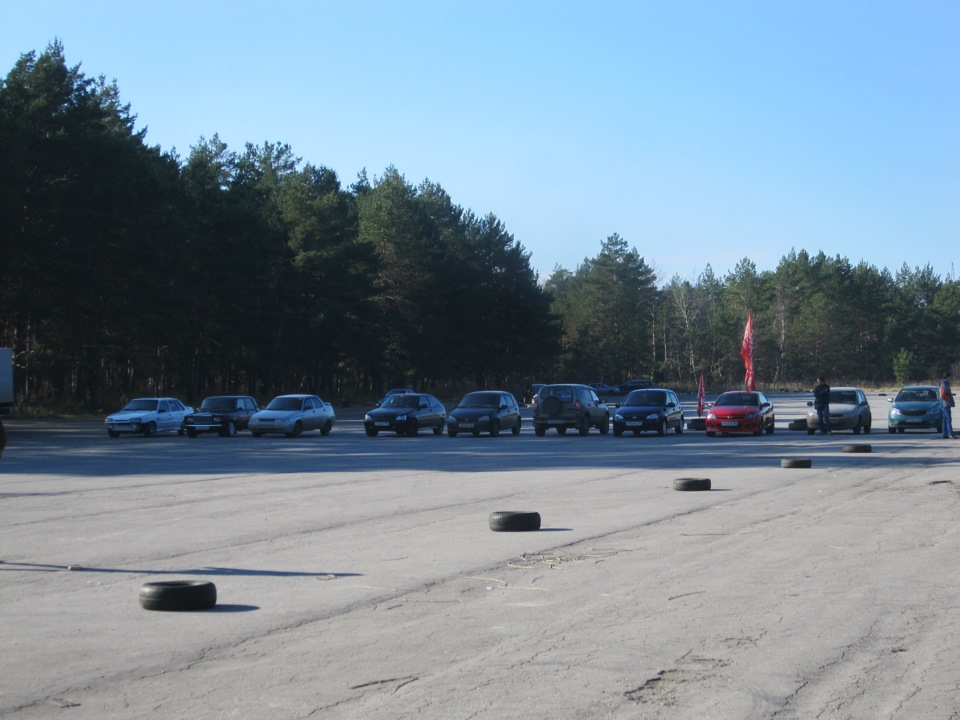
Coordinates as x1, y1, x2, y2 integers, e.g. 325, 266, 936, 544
1, 393, 958, 719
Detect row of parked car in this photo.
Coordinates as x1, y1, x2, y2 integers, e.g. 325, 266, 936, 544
103, 383, 948, 439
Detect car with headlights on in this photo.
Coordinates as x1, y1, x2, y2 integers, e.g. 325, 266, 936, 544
613, 388, 684, 436
805, 386, 872, 434
447, 391, 521, 437
105, 397, 194, 438
185, 395, 260, 437
249, 394, 335, 437
364, 393, 446, 436
887, 385, 942, 433
705, 390, 775, 436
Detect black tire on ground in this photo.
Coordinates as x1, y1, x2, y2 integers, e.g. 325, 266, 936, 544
365, 426, 378, 437
534, 424, 546, 437
675, 418, 684, 434
288, 421, 303, 438
578, 415, 590, 436
888, 427, 896, 434
613, 426, 623, 437
490, 419, 500, 437
143, 422, 157, 438
897, 427, 905, 433
781, 458, 812, 468
852, 419, 862, 435
108, 430, 120, 438
599, 415, 610, 434
512, 418, 521, 435
842, 444, 872, 453
807, 427, 816, 435
766, 421, 775, 434
673, 477, 711, 491
406, 419, 419, 437
657, 419, 666, 436
488, 511, 541, 532
139, 580, 217, 611
222, 420, 236, 437
187, 428, 198, 438
178, 423, 187, 436
557, 426, 567, 435
320, 420, 332, 436
448, 429, 458, 437
864, 424, 871, 434
433, 420, 444, 436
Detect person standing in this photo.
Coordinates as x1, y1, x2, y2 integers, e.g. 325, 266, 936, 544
939, 371, 956, 439
813, 377, 832, 435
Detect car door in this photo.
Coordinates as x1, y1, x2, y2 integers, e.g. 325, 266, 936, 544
586, 388, 605, 421
665, 391, 682, 429
857, 389, 871, 427
500, 393, 518, 426
158, 400, 176, 432
301, 397, 319, 430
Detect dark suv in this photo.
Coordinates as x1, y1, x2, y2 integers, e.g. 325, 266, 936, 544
185, 395, 260, 437
533, 384, 610, 436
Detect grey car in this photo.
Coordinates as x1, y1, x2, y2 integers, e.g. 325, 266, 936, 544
806, 386, 872, 434
533, 384, 610, 436
249, 394, 336, 437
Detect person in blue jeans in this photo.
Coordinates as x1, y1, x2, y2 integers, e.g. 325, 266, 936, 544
940, 371, 956, 438
813, 377, 831, 435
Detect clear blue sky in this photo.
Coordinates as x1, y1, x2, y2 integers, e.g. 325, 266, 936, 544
3, 1, 958, 284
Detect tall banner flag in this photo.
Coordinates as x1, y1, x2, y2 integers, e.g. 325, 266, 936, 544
740, 312, 755, 391
696, 371, 705, 417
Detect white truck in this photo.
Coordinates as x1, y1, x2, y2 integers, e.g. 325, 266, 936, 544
0, 348, 12, 415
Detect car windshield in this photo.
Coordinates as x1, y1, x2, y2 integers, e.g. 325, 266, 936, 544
625, 390, 666, 406
122, 399, 158, 411
385, 394, 421, 409
459, 392, 499, 409
266, 397, 304, 411
830, 390, 857, 405
200, 397, 236, 411
716, 393, 759, 407
896, 388, 937, 403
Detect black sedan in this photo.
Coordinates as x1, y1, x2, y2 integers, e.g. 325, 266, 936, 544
185, 395, 260, 437
447, 391, 521, 437
612, 388, 685, 436
364, 393, 447, 437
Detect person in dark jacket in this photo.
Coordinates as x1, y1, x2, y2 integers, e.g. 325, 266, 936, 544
813, 377, 831, 435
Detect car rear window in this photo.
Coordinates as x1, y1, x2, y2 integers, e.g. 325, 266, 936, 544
541, 387, 575, 402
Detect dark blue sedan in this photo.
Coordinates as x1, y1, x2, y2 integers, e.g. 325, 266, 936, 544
612, 388, 685, 437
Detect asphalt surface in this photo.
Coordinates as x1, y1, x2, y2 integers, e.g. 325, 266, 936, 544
1, 393, 958, 719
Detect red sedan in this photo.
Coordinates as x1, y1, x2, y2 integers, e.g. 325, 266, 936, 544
705, 391, 775, 436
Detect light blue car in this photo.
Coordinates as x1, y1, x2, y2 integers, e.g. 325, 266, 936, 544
887, 386, 942, 433
105, 397, 194, 438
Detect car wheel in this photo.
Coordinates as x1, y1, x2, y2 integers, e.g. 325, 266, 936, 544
512, 418, 521, 435
433, 420, 444, 436
320, 420, 332, 436
448, 429, 458, 437
224, 421, 237, 437
599, 414, 610, 434
766, 421, 775, 434
488, 511, 541, 532
613, 426, 623, 437
187, 428, 198, 438
657, 419, 666, 436
888, 427, 896, 434
863, 423, 871, 434
139, 580, 217, 611
178, 423, 187, 436
534, 424, 546, 437
490, 419, 500, 437
673, 477, 711, 491
852, 419, 861, 435
406, 419, 419, 437
578, 415, 590, 436
288, 421, 303, 438
108, 430, 119, 438
675, 418, 684, 434
365, 426, 378, 437
143, 422, 157, 438
557, 426, 567, 435
897, 427, 905, 433
807, 427, 816, 435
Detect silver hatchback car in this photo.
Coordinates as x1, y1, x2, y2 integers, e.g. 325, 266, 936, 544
806, 386, 872, 434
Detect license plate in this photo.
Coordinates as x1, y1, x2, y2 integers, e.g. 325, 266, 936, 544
721, 421, 738, 427
459, 422, 474, 429
375, 422, 389, 427
905, 418, 923, 423
626, 421, 642, 427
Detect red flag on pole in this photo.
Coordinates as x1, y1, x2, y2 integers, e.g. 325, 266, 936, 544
696, 371, 705, 417
740, 312, 755, 391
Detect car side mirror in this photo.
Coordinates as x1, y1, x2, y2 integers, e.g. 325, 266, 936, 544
887, 398, 893, 403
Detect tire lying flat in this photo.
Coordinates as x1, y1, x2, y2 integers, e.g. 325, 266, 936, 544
139, 580, 217, 611
488, 511, 541, 532
781, 458, 812, 468
842, 444, 872, 453
673, 477, 711, 491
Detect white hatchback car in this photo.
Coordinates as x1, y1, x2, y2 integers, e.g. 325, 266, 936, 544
105, 397, 194, 437
806, 386, 872, 434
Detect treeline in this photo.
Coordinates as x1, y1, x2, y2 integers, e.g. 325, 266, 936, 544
1, 44, 958, 411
